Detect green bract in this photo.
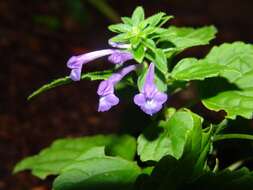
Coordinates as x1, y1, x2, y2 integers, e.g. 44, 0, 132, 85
14, 6, 253, 190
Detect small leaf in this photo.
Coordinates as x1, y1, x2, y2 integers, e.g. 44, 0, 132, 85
108, 23, 131, 33
143, 12, 166, 27
110, 33, 132, 43
154, 49, 168, 75
121, 16, 132, 25
27, 70, 113, 100
133, 44, 145, 63
131, 6, 145, 26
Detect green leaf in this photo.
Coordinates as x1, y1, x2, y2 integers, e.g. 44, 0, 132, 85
110, 33, 132, 43
137, 109, 203, 162
204, 42, 253, 84
14, 134, 136, 179
108, 23, 132, 33
131, 6, 145, 26
171, 58, 228, 81
143, 12, 166, 26
28, 70, 113, 100
133, 44, 145, 63
160, 26, 217, 51
121, 16, 132, 25
53, 156, 141, 190
137, 126, 213, 190
141, 12, 173, 28
171, 42, 253, 119
202, 89, 253, 119
153, 49, 168, 75
201, 42, 253, 119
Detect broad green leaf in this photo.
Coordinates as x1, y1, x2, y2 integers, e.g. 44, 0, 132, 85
137, 109, 203, 162
14, 134, 136, 179
137, 126, 213, 190
171, 42, 253, 119
205, 42, 253, 83
131, 6, 145, 26
201, 42, 253, 119
28, 70, 113, 100
171, 58, 228, 81
108, 23, 131, 33
160, 26, 217, 51
202, 89, 253, 119
53, 157, 141, 190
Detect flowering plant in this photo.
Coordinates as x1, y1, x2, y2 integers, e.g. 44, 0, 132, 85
14, 7, 253, 190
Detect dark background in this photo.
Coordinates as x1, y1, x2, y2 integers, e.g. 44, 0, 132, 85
1, 0, 253, 189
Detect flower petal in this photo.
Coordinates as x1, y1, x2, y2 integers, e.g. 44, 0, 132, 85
97, 80, 114, 96
141, 101, 162, 116
70, 68, 82, 81
133, 93, 146, 106
67, 56, 81, 69
153, 91, 168, 104
142, 63, 157, 97
98, 94, 119, 112
108, 51, 133, 65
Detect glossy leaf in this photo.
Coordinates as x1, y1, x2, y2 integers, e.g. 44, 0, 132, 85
160, 26, 217, 51
201, 42, 253, 119
137, 109, 203, 162
172, 42, 253, 119
108, 23, 131, 33
171, 58, 228, 81
14, 134, 136, 179
133, 44, 145, 63
131, 6, 145, 26
53, 156, 141, 190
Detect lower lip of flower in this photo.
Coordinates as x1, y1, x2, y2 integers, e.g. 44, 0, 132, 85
144, 99, 157, 110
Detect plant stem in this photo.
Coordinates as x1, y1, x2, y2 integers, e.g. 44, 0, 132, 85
214, 133, 253, 142
87, 0, 120, 23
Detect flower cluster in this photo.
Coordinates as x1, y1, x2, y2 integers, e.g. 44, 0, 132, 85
67, 43, 168, 116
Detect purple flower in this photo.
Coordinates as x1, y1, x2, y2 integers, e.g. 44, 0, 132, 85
67, 49, 132, 81
134, 63, 168, 115
108, 41, 130, 49
97, 65, 137, 112
108, 51, 133, 65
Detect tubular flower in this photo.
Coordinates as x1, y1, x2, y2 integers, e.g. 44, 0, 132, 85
97, 65, 137, 112
67, 49, 132, 81
134, 63, 168, 115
